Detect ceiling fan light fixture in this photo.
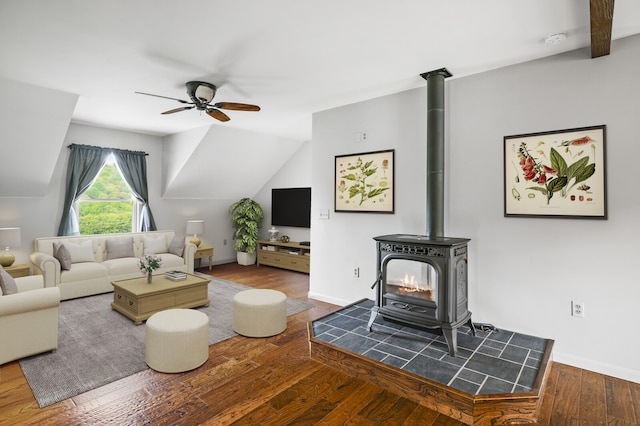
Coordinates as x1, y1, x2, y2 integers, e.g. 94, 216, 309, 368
195, 85, 214, 102
186, 81, 217, 104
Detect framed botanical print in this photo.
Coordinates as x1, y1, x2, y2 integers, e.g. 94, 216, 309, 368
335, 149, 394, 213
504, 125, 606, 219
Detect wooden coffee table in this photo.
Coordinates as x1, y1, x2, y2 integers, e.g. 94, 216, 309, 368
111, 273, 210, 325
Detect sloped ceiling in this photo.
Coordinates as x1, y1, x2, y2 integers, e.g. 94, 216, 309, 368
162, 125, 303, 199
1, 1, 638, 200
2, 1, 640, 142
0, 78, 77, 197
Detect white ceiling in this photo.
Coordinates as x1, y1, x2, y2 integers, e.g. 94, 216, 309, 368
1, 0, 639, 142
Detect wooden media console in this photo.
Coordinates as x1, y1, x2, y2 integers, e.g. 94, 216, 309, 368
257, 239, 310, 273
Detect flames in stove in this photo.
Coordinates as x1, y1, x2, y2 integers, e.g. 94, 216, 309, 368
387, 273, 434, 300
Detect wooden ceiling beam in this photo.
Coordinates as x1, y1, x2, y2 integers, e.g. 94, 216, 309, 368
590, 0, 615, 58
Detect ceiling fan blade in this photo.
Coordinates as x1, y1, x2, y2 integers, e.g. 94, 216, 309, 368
212, 102, 261, 112
206, 108, 231, 122
161, 106, 194, 115
135, 91, 191, 104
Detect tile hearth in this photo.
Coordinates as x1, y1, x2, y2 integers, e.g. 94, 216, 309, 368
311, 299, 550, 396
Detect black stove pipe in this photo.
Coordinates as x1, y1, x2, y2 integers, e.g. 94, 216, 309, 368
420, 68, 452, 238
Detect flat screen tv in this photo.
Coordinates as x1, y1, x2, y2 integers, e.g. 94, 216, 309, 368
271, 187, 311, 228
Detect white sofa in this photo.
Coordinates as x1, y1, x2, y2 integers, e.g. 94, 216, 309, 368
30, 231, 196, 301
0, 274, 60, 365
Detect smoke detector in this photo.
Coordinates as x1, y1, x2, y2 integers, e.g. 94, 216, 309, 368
545, 33, 568, 46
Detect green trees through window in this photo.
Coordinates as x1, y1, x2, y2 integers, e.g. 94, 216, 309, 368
78, 159, 133, 235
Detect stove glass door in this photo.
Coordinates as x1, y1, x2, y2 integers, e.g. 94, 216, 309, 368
384, 258, 437, 302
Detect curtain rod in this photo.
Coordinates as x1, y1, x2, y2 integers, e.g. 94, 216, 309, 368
67, 143, 149, 156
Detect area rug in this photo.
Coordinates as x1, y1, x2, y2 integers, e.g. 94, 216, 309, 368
19, 276, 314, 408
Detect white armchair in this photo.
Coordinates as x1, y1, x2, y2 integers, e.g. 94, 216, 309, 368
0, 275, 60, 365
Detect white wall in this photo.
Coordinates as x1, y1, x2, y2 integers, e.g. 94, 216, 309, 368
1, 124, 157, 266
310, 88, 428, 306
0, 119, 309, 271
0, 123, 235, 268
310, 34, 640, 383
253, 141, 312, 243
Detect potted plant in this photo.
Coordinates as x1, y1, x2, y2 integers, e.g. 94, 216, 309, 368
229, 197, 264, 265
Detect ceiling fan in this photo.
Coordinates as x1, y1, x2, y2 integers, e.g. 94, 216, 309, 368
135, 81, 260, 122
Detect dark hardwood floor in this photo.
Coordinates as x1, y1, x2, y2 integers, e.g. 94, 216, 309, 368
0, 263, 638, 425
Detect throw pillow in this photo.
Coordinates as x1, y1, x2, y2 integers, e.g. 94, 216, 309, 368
53, 242, 72, 270
106, 237, 135, 260
168, 235, 185, 256
0, 267, 18, 296
142, 235, 168, 254
63, 239, 96, 263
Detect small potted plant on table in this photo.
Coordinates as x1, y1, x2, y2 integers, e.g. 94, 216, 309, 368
140, 253, 162, 283
229, 197, 264, 265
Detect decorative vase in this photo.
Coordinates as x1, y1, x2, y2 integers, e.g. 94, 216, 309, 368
267, 226, 279, 242
147, 271, 152, 284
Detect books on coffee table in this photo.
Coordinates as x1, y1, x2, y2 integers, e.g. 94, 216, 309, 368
165, 270, 187, 281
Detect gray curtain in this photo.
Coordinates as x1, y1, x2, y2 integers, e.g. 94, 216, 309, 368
112, 149, 157, 232
57, 144, 110, 236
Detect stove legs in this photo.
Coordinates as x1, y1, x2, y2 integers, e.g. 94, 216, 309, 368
443, 317, 476, 356
367, 307, 379, 332
468, 318, 477, 336
442, 326, 457, 357
368, 310, 476, 358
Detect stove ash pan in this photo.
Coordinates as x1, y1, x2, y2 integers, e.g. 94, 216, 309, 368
368, 234, 475, 356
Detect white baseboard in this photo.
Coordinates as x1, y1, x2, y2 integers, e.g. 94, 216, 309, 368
551, 351, 640, 384
211, 258, 237, 265
307, 291, 351, 307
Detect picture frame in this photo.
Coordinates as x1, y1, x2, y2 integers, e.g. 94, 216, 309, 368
504, 125, 607, 219
335, 149, 394, 213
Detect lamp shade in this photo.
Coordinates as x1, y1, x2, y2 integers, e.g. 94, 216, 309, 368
0, 227, 21, 248
186, 220, 205, 236
0, 227, 21, 267
186, 220, 204, 247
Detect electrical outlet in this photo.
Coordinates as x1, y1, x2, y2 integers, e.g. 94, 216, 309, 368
223, 239, 227, 246
571, 301, 585, 317
354, 131, 368, 142
353, 267, 360, 278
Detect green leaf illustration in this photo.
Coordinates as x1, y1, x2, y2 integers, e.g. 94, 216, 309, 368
574, 163, 595, 184
547, 176, 567, 193
364, 167, 377, 177
367, 188, 389, 199
341, 173, 358, 181
550, 148, 567, 176
527, 187, 548, 195
566, 157, 589, 181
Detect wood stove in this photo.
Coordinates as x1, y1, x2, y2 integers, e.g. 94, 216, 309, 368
368, 234, 475, 356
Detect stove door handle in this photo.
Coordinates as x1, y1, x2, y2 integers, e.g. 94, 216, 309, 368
391, 301, 428, 314
391, 302, 409, 310
371, 272, 382, 289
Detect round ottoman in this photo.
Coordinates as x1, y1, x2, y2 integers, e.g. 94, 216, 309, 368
233, 289, 287, 337
145, 309, 209, 373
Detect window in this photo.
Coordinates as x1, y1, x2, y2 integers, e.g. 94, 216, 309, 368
58, 144, 156, 236
75, 154, 138, 235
